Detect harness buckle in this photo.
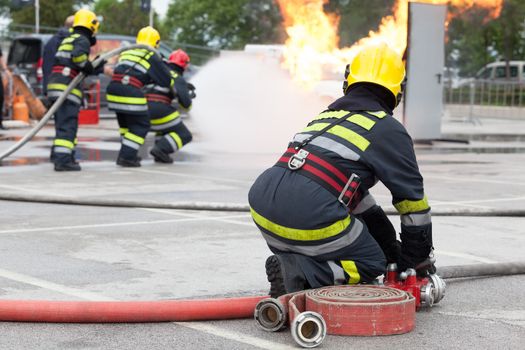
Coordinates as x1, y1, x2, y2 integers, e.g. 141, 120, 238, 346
338, 173, 361, 207
288, 149, 309, 170
62, 67, 71, 77
121, 75, 130, 85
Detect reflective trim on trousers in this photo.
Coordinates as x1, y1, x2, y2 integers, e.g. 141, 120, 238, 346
328, 261, 346, 284
117, 61, 148, 73
341, 260, 361, 284
293, 133, 360, 161
352, 194, 377, 214
54, 146, 72, 154
261, 219, 363, 257
108, 102, 148, 112
401, 211, 432, 226
48, 91, 82, 105
150, 117, 182, 131
145, 84, 170, 93
122, 139, 141, 150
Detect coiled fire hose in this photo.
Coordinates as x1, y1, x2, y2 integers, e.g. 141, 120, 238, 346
0, 44, 160, 161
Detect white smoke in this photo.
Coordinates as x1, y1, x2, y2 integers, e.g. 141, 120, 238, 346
190, 52, 332, 155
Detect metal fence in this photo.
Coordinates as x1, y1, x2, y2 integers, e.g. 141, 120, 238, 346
444, 79, 525, 120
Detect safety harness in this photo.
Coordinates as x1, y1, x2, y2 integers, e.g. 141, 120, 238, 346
275, 111, 362, 210
111, 74, 144, 89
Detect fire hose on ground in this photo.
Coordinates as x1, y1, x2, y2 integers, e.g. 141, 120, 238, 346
0, 262, 522, 348
0, 44, 161, 162
0, 191, 524, 217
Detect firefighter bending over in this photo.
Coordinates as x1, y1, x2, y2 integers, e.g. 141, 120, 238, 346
146, 49, 195, 163
248, 44, 435, 297
48, 9, 104, 171
106, 26, 173, 167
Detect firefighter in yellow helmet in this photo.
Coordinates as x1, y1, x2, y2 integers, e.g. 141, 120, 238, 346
106, 26, 173, 167
48, 8, 103, 171
249, 43, 435, 297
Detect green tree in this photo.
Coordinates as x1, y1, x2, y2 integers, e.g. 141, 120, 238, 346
94, 0, 162, 36
326, 0, 394, 47
164, 0, 282, 49
9, 0, 83, 31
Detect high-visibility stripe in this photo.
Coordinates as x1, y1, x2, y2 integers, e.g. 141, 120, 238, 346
347, 114, 376, 130
58, 44, 74, 52
261, 219, 363, 257
366, 110, 387, 118
106, 94, 147, 105
151, 111, 180, 125
401, 212, 432, 226
53, 139, 75, 149
123, 132, 145, 145
341, 260, 361, 284
72, 54, 87, 63
54, 146, 72, 154
169, 132, 183, 149
119, 54, 151, 69
302, 123, 370, 151
122, 139, 140, 150
250, 207, 351, 241
394, 196, 430, 214
314, 110, 349, 121
108, 102, 148, 112
352, 194, 377, 215
56, 52, 72, 58
118, 61, 148, 73
47, 84, 82, 98
293, 133, 360, 161
119, 128, 129, 135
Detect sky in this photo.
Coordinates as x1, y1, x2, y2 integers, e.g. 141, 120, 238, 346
152, 0, 170, 18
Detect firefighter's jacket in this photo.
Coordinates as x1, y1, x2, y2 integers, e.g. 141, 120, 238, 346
248, 85, 431, 254
47, 28, 97, 105
144, 63, 192, 131
107, 49, 173, 115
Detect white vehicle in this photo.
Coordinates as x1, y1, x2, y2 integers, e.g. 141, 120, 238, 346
475, 60, 525, 82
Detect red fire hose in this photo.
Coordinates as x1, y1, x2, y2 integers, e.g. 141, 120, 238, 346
0, 296, 267, 323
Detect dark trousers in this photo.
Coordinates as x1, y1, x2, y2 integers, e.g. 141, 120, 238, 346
268, 223, 386, 288
154, 122, 193, 154
116, 111, 150, 160
53, 100, 80, 164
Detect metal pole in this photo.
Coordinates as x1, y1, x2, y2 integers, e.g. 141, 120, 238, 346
35, 0, 40, 34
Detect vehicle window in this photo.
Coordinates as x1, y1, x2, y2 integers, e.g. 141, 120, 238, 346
8, 39, 42, 65
495, 65, 518, 79
477, 67, 492, 79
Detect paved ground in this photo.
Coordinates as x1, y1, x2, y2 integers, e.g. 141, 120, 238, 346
0, 114, 524, 349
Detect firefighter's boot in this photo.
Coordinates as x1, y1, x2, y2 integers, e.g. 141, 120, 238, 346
150, 146, 173, 164
54, 161, 81, 171
265, 254, 307, 298
117, 156, 142, 167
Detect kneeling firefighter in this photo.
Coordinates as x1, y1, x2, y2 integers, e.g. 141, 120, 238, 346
48, 9, 104, 171
146, 49, 195, 163
248, 43, 435, 297
106, 26, 173, 167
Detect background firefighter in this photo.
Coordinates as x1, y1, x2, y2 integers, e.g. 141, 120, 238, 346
146, 49, 195, 164
106, 26, 173, 167
248, 43, 434, 297
47, 9, 104, 171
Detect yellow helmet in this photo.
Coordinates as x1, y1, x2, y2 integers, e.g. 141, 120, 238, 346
73, 9, 99, 34
344, 43, 405, 102
136, 26, 161, 49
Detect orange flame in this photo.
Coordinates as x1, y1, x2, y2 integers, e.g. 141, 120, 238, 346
277, 0, 503, 87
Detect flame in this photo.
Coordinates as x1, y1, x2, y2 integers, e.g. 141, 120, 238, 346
277, 0, 503, 87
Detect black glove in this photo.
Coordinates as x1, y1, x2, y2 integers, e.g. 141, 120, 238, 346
187, 83, 196, 99
94, 59, 107, 75
398, 225, 434, 275
81, 61, 95, 75
360, 205, 399, 264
